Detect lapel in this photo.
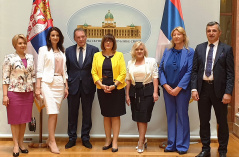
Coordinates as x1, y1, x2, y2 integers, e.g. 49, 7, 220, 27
202, 42, 208, 65
163, 49, 170, 70
71, 45, 80, 68
179, 48, 187, 71
15, 52, 27, 71
213, 42, 223, 67
144, 57, 150, 75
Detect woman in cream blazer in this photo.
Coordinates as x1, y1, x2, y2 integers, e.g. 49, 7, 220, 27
35, 27, 68, 154
125, 41, 159, 153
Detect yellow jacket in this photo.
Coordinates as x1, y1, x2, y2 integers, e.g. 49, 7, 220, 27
92, 51, 126, 89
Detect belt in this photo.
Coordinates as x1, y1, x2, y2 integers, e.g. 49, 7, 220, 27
203, 80, 214, 84
134, 82, 153, 88
102, 75, 113, 78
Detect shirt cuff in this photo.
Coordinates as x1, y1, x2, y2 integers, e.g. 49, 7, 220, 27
191, 89, 197, 92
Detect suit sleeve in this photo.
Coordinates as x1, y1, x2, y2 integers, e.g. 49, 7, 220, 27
178, 48, 195, 90
37, 47, 45, 78
225, 46, 234, 95
158, 50, 167, 86
191, 46, 199, 90
116, 53, 126, 83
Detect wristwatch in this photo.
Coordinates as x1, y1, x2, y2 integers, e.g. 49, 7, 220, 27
114, 84, 117, 89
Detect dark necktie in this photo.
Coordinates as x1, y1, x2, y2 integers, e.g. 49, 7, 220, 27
78, 47, 83, 68
205, 44, 214, 77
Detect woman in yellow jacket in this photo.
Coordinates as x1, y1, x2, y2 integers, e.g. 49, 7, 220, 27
92, 34, 126, 152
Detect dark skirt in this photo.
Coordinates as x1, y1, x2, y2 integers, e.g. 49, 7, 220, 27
129, 83, 155, 123
7, 91, 34, 124
97, 88, 126, 117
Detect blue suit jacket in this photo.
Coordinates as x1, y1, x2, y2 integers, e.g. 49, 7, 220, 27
191, 42, 234, 98
65, 44, 99, 95
159, 47, 194, 90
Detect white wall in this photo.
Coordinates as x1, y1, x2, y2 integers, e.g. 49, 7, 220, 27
0, 0, 220, 139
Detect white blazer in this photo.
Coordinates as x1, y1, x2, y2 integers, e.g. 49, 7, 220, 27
126, 57, 158, 85
37, 46, 68, 83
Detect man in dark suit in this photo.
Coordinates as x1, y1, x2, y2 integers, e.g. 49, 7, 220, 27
65, 28, 99, 149
191, 21, 234, 157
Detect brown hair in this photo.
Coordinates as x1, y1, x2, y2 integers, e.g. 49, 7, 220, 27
101, 34, 117, 52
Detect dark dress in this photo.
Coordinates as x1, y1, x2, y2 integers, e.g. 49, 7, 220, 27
97, 55, 126, 117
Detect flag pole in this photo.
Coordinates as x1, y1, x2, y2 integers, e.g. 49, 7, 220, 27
28, 100, 47, 148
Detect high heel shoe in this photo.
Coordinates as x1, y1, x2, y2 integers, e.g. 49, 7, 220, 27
136, 139, 147, 153
19, 147, 29, 153
135, 139, 147, 149
13, 152, 19, 157
48, 141, 60, 154
102, 143, 112, 150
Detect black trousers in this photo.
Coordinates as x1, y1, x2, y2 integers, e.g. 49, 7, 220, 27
67, 82, 95, 142
198, 81, 229, 153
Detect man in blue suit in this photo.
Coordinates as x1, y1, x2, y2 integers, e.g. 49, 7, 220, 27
191, 21, 234, 157
65, 28, 99, 149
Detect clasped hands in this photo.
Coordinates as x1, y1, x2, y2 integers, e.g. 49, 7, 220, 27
101, 84, 115, 93
163, 84, 182, 96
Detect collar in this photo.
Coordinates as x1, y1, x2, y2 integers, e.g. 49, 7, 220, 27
77, 44, 87, 50
208, 40, 219, 47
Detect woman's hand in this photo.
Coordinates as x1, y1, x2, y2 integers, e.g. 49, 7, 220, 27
153, 92, 159, 102
163, 84, 173, 95
64, 88, 69, 99
35, 88, 41, 100
171, 87, 182, 96
2, 95, 9, 107
106, 85, 115, 93
126, 95, 131, 106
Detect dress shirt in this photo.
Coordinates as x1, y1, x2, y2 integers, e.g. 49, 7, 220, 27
76, 44, 87, 62
203, 40, 219, 81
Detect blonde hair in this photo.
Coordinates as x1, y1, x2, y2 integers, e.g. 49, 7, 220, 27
169, 27, 189, 49
130, 41, 148, 61
12, 34, 27, 49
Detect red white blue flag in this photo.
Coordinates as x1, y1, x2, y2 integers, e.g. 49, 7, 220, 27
155, 0, 185, 63
27, 0, 53, 65
26, 0, 53, 112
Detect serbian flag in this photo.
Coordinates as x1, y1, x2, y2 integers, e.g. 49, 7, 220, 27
26, 0, 53, 112
155, 0, 185, 63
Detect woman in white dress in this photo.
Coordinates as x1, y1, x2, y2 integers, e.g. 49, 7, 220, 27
35, 27, 68, 154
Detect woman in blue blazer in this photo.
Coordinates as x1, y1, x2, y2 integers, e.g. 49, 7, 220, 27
159, 27, 194, 154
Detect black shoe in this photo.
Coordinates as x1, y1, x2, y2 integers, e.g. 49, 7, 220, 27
196, 150, 211, 157
112, 148, 118, 152
164, 149, 175, 152
219, 153, 227, 157
19, 147, 29, 153
82, 140, 92, 149
102, 143, 112, 150
178, 151, 187, 155
13, 152, 19, 157
65, 140, 76, 149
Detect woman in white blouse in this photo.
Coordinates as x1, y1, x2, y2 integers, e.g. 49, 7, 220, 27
35, 27, 68, 154
125, 41, 159, 153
